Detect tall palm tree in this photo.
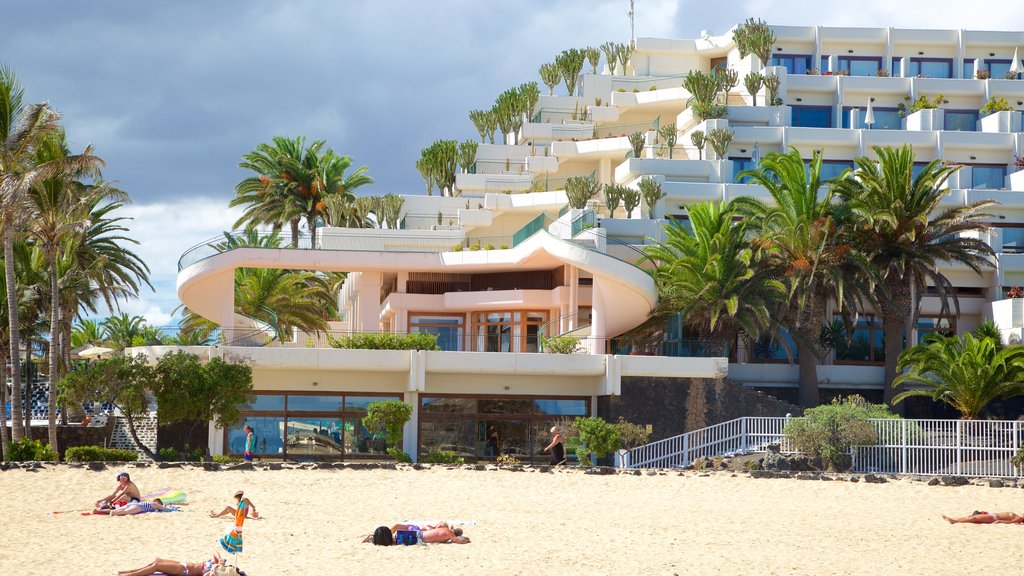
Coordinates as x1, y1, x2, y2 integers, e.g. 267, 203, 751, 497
1, 64, 101, 441
736, 148, 871, 407
28, 131, 115, 449
101, 313, 148, 350
643, 201, 784, 344
71, 319, 108, 347
893, 332, 1024, 419
833, 145, 996, 408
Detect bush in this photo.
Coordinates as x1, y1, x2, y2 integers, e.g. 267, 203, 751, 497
499, 244, 509, 250
542, 335, 584, 354
213, 454, 242, 464
420, 450, 465, 464
980, 96, 1014, 115
452, 244, 463, 252
158, 447, 177, 462
64, 445, 138, 462
614, 417, 651, 450
386, 447, 413, 463
469, 244, 481, 251
573, 416, 621, 460
783, 395, 898, 471
483, 243, 495, 250
328, 332, 439, 351
496, 454, 521, 466
5, 438, 59, 461
363, 400, 414, 447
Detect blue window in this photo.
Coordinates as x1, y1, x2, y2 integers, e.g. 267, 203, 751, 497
841, 107, 901, 130
288, 395, 344, 412
891, 60, 901, 77
770, 54, 812, 75
906, 58, 953, 78
730, 157, 757, 183
820, 55, 830, 73
791, 105, 832, 128
834, 314, 885, 364
971, 165, 1007, 189
1000, 226, 1024, 253
985, 59, 1011, 79
945, 110, 978, 132
752, 330, 798, 362
962, 62, 975, 79
818, 161, 854, 182
911, 163, 930, 180
410, 315, 464, 351
837, 56, 882, 77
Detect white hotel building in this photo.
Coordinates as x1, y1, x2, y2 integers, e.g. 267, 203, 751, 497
149, 24, 1024, 462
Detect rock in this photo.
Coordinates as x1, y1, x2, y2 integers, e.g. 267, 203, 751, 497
940, 476, 969, 487
820, 475, 833, 481
267, 463, 283, 471
314, 462, 336, 470
986, 479, 1004, 488
202, 462, 221, 472
225, 462, 254, 472
473, 464, 487, 471
536, 465, 551, 473
761, 452, 791, 471
749, 469, 771, 479
862, 474, 887, 484
88, 461, 107, 471
848, 475, 859, 483
796, 473, 819, 480
927, 477, 941, 486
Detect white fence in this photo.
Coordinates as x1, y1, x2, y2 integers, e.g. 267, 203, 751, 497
625, 417, 1024, 478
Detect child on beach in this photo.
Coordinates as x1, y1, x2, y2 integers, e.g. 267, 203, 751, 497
210, 490, 259, 519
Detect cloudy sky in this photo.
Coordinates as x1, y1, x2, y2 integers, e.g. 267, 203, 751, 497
3, 1, 1023, 327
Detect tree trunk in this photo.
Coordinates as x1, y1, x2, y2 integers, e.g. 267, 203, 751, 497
307, 213, 318, 248
289, 219, 300, 248
23, 338, 31, 433
882, 319, 906, 414
124, 414, 156, 460
796, 339, 820, 408
794, 294, 825, 408
48, 253, 60, 451
6, 230, 24, 441
0, 351, 8, 459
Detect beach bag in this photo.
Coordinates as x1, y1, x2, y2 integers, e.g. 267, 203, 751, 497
395, 529, 419, 546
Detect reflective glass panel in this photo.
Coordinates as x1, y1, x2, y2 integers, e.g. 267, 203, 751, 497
241, 394, 285, 411
909, 59, 952, 78
421, 397, 477, 413
838, 57, 882, 77
972, 166, 1006, 189
1001, 227, 1024, 253
345, 395, 401, 412
287, 395, 343, 412
286, 417, 344, 456
420, 418, 477, 458
229, 416, 284, 456
343, 417, 389, 455
987, 60, 1010, 79
478, 398, 536, 415
534, 399, 588, 415
769, 54, 811, 75
945, 110, 978, 132
791, 106, 832, 128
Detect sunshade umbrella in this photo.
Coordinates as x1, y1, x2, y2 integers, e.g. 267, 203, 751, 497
864, 98, 875, 129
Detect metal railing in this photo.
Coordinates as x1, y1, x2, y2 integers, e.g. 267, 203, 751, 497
610, 72, 689, 91
593, 118, 659, 139
532, 108, 592, 123
626, 416, 1024, 478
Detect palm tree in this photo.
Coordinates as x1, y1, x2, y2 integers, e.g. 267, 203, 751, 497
71, 319, 107, 347
736, 148, 871, 407
893, 332, 1024, 419
101, 313, 149, 350
643, 201, 784, 345
28, 131, 114, 449
0, 63, 101, 441
833, 145, 995, 408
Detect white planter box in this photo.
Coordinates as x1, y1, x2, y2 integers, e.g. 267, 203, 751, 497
1007, 168, 1024, 191
978, 110, 1023, 133
905, 108, 944, 131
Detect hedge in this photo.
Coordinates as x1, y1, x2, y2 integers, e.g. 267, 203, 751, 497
64, 446, 139, 462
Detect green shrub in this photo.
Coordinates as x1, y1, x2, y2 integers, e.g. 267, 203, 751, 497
614, 417, 651, 450
499, 244, 509, 249
616, 88, 626, 92
542, 335, 584, 354
64, 446, 138, 462
5, 438, 58, 461
632, 88, 640, 93
483, 243, 495, 250
158, 447, 177, 461
573, 416, 621, 460
364, 400, 414, 448
420, 450, 465, 464
575, 446, 593, 467
452, 244, 464, 252
783, 395, 898, 471
327, 332, 439, 351
469, 244, 481, 251
980, 96, 1014, 115
213, 454, 242, 464
386, 447, 413, 463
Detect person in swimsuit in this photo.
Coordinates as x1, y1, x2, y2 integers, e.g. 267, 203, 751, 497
544, 425, 566, 465
210, 490, 259, 519
110, 498, 171, 516
94, 472, 142, 514
362, 522, 468, 544
117, 553, 245, 576
943, 511, 1024, 524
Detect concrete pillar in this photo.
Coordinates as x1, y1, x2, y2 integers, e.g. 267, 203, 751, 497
599, 158, 613, 185
590, 279, 607, 355
568, 266, 579, 330
403, 390, 420, 462
356, 272, 383, 332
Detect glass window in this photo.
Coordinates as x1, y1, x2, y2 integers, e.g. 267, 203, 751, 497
1000, 227, 1024, 253
345, 395, 401, 412
986, 59, 1010, 79
242, 394, 285, 411
344, 417, 389, 455
918, 316, 954, 336
971, 165, 1006, 190
287, 395, 343, 412
286, 418, 344, 456
479, 398, 536, 415
891, 60, 901, 77
229, 417, 284, 456
962, 62, 974, 79
769, 54, 812, 75
421, 397, 477, 413
420, 418, 476, 457
842, 107, 901, 130
534, 399, 588, 415
945, 110, 978, 132
751, 329, 798, 362
907, 58, 952, 78
834, 314, 885, 364
791, 106, 832, 128
838, 56, 882, 77
819, 161, 854, 182
410, 315, 463, 352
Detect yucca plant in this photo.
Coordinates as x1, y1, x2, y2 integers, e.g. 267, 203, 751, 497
743, 72, 764, 106
600, 42, 619, 74
628, 131, 645, 158
638, 176, 665, 218
585, 47, 601, 73
707, 128, 734, 160
659, 123, 678, 159
565, 176, 602, 210
539, 62, 561, 96
690, 130, 706, 160
556, 48, 586, 96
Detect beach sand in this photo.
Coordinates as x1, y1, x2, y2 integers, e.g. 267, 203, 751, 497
2, 464, 1022, 576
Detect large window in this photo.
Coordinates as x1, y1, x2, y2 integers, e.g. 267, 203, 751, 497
971, 165, 1006, 190
837, 56, 882, 77
945, 110, 978, 132
419, 394, 588, 462
917, 316, 955, 337
791, 105, 832, 128
770, 54, 812, 75
751, 329, 798, 363
984, 59, 1012, 79
841, 106, 901, 130
474, 311, 546, 352
410, 314, 464, 351
833, 314, 885, 365
227, 392, 402, 460
998, 225, 1024, 253
900, 58, 953, 78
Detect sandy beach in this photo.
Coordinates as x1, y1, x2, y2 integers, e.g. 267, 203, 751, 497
2, 464, 1022, 576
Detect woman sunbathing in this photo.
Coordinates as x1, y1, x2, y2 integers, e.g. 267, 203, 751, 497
943, 511, 1024, 524
117, 553, 245, 575
110, 498, 172, 516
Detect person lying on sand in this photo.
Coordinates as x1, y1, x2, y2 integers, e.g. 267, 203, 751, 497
117, 552, 246, 576
94, 471, 141, 513
209, 490, 259, 519
943, 511, 1024, 524
364, 522, 470, 544
110, 498, 172, 516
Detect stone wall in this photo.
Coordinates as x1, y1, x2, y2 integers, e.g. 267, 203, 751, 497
8, 422, 115, 457
110, 415, 158, 457
599, 376, 801, 441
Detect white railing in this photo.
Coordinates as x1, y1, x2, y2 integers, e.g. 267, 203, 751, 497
626, 417, 1024, 478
